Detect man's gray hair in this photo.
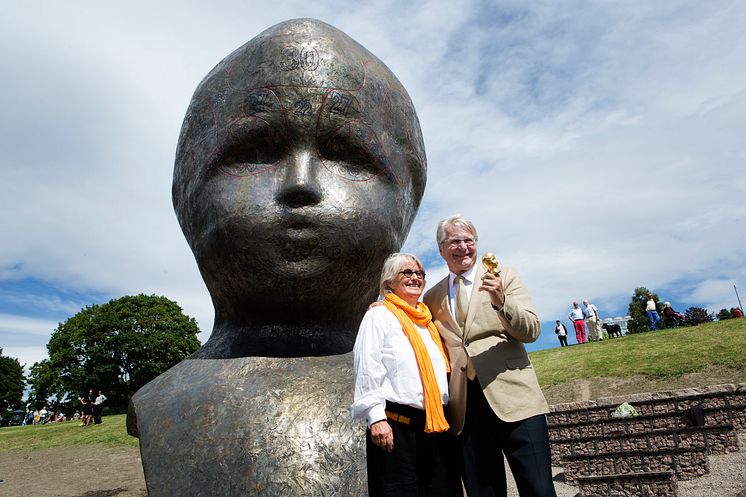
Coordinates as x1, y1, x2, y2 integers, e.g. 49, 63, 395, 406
379, 253, 424, 297
436, 214, 478, 245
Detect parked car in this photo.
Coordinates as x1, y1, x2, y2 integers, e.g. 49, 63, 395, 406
2, 409, 26, 426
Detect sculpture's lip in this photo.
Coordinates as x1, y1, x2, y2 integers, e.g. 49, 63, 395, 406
278, 235, 322, 262
280, 228, 318, 241
274, 214, 325, 262
281, 212, 323, 230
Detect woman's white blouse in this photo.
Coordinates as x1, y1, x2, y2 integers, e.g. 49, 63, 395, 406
351, 306, 449, 427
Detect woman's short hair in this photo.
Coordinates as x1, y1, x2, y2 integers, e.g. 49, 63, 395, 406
436, 214, 478, 245
379, 252, 424, 297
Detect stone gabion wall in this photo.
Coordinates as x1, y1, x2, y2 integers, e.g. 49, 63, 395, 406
563, 448, 709, 485
548, 383, 746, 426
578, 472, 677, 497
548, 384, 745, 495
550, 424, 738, 465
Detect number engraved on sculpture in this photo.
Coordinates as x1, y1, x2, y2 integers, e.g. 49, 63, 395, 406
328, 91, 352, 116
248, 91, 270, 111
294, 99, 313, 116
279, 47, 300, 71
300, 48, 320, 70
279, 47, 320, 71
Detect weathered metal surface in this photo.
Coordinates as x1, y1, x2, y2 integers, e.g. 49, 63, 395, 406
128, 18, 426, 496
130, 355, 365, 496
172, 17, 426, 358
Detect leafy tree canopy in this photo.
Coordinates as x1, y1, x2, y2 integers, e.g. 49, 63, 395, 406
626, 287, 661, 334
684, 306, 715, 326
718, 308, 732, 321
27, 294, 201, 414
0, 349, 26, 414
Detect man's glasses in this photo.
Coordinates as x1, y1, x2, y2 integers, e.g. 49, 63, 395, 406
399, 269, 426, 279
444, 238, 475, 248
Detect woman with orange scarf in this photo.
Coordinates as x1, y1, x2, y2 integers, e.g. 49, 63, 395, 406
352, 253, 461, 497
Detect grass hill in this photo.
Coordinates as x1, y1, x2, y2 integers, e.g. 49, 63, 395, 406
0, 414, 137, 452
531, 318, 746, 404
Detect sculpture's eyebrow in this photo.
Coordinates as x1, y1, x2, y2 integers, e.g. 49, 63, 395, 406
317, 119, 393, 182
208, 115, 287, 177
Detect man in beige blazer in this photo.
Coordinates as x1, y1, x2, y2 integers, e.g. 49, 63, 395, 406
423, 215, 556, 497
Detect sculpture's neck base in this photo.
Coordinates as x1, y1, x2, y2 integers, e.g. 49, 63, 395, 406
192, 322, 356, 358
130, 355, 366, 496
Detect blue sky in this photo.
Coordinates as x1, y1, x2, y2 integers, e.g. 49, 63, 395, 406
1, 1, 745, 371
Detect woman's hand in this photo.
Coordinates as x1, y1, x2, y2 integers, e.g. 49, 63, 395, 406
370, 420, 394, 453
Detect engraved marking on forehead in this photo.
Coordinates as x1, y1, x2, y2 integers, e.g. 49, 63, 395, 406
278, 46, 320, 71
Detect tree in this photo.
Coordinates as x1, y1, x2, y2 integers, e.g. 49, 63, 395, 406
0, 349, 26, 415
27, 294, 201, 414
626, 287, 661, 334
685, 307, 714, 326
717, 308, 732, 321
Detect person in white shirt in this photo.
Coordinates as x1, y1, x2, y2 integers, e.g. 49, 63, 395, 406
555, 320, 569, 347
569, 301, 587, 344
352, 253, 461, 497
583, 300, 602, 341
93, 390, 107, 424
645, 294, 660, 330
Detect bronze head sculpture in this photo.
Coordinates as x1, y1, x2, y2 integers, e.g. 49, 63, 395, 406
130, 19, 427, 496
173, 18, 426, 358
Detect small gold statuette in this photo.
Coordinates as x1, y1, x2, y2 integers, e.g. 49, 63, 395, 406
482, 252, 500, 276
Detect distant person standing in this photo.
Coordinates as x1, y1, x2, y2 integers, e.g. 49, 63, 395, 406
569, 302, 586, 344
79, 389, 94, 426
583, 300, 602, 341
645, 295, 660, 330
554, 320, 569, 347
93, 390, 107, 424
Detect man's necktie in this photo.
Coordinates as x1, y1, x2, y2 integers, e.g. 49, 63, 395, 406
456, 275, 477, 380
456, 275, 468, 329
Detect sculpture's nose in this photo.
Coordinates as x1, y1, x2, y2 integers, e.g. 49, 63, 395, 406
276, 151, 323, 208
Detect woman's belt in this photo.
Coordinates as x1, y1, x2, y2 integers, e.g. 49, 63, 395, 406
384, 401, 426, 431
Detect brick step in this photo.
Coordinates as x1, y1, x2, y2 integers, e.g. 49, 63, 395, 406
548, 408, 731, 441
576, 471, 676, 497
550, 423, 738, 465
561, 447, 708, 485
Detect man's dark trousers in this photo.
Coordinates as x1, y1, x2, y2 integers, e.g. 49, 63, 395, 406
460, 379, 556, 497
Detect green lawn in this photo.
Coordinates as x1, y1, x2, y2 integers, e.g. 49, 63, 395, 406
531, 318, 746, 387
0, 414, 138, 452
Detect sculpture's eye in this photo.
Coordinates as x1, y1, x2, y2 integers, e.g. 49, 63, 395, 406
215, 117, 286, 176
318, 121, 389, 182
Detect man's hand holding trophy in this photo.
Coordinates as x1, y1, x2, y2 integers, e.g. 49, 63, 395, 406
480, 252, 505, 310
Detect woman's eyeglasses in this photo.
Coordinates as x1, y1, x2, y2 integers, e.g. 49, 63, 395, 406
399, 269, 426, 279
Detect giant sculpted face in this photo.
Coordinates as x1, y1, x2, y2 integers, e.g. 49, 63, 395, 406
172, 19, 426, 357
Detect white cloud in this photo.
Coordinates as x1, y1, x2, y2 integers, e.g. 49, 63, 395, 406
0, 314, 59, 338
1, 346, 49, 373
0, 314, 59, 372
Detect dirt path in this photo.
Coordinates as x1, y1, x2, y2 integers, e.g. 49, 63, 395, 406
0, 446, 146, 497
